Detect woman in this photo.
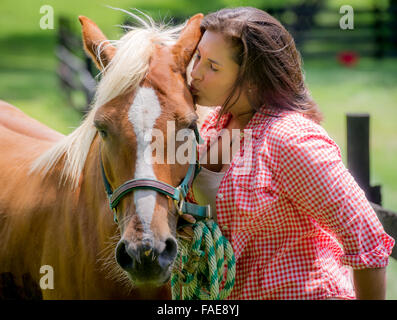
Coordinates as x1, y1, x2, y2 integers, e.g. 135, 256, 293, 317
181, 7, 394, 299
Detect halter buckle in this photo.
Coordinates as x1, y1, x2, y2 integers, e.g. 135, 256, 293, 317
173, 186, 185, 216
205, 204, 212, 220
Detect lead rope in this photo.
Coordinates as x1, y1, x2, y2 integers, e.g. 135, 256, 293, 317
171, 220, 236, 300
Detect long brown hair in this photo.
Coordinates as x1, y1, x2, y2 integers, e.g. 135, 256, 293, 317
200, 7, 323, 124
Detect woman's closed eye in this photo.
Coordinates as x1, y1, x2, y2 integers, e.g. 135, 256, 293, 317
195, 52, 218, 72
210, 64, 219, 72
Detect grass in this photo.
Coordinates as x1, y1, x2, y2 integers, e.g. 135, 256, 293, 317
0, 0, 396, 299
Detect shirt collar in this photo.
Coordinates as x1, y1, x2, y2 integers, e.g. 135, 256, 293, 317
208, 106, 283, 139
245, 106, 283, 139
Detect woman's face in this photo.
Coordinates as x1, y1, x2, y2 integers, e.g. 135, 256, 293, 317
189, 30, 240, 107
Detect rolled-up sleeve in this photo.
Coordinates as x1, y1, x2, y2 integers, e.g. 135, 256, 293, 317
279, 125, 395, 270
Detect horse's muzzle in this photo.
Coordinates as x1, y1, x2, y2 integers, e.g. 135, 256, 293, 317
115, 237, 177, 285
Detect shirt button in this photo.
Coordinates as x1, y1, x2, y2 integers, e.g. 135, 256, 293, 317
218, 193, 223, 199
222, 225, 228, 230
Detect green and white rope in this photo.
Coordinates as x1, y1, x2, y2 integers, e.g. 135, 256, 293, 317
171, 220, 236, 300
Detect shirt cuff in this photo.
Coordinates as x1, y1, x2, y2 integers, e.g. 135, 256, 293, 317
340, 233, 395, 269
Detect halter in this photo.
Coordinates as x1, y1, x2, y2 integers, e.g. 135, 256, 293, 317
100, 127, 211, 223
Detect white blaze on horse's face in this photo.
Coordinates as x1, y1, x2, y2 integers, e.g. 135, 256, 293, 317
128, 86, 162, 239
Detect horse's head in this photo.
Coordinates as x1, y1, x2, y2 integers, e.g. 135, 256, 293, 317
79, 13, 203, 287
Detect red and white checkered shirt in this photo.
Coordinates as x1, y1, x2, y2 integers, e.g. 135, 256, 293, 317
187, 106, 395, 300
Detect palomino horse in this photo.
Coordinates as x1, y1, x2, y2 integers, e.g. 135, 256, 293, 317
0, 12, 203, 299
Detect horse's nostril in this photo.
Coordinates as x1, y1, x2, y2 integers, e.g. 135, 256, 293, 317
116, 241, 134, 271
158, 237, 178, 268
116, 238, 177, 273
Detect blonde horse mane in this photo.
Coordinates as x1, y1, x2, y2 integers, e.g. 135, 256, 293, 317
30, 9, 186, 189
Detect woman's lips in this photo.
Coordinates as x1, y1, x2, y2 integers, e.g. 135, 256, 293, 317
190, 85, 199, 95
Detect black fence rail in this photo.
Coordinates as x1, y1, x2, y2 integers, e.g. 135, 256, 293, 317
263, 3, 397, 59
56, 17, 96, 113
160, 3, 397, 59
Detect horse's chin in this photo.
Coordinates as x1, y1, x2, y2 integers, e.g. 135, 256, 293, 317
126, 270, 171, 288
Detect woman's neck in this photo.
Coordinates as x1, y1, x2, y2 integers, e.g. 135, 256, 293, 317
229, 104, 255, 129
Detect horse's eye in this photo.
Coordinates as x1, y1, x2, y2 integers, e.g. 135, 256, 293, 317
98, 129, 107, 138
188, 121, 197, 131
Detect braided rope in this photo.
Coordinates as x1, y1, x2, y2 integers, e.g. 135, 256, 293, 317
171, 220, 236, 300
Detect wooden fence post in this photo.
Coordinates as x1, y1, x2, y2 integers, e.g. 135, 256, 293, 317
346, 113, 382, 205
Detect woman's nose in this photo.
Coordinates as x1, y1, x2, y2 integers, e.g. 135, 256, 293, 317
190, 60, 202, 81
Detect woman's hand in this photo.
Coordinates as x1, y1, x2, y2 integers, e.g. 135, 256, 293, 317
353, 267, 387, 299
177, 214, 196, 241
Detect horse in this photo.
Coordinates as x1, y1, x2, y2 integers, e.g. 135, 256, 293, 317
0, 12, 204, 299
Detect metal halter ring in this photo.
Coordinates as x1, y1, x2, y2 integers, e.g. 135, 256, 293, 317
173, 186, 185, 216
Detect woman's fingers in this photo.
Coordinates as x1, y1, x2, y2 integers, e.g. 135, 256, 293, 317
181, 214, 196, 224
178, 233, 192, 241
177, 215, 196, 240
177, 226, 194, 241
182, 226, 194, 236
177, 232, 192, 241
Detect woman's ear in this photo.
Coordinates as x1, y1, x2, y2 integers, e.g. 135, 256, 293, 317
78, 16, 116, 70
172, 13, 204, 73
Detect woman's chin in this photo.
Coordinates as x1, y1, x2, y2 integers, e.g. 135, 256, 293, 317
194, 97, 219, 107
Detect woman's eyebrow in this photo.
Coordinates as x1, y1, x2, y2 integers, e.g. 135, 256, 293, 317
197, 48, 223, 66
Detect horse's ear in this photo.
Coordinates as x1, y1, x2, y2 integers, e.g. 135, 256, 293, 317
172, 13, 204, 72
78, 16, 116, 70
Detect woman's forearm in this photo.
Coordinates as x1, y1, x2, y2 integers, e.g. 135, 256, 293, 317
353, 267, 387, 300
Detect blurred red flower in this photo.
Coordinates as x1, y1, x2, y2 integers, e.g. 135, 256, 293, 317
337, 51, 359, 67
